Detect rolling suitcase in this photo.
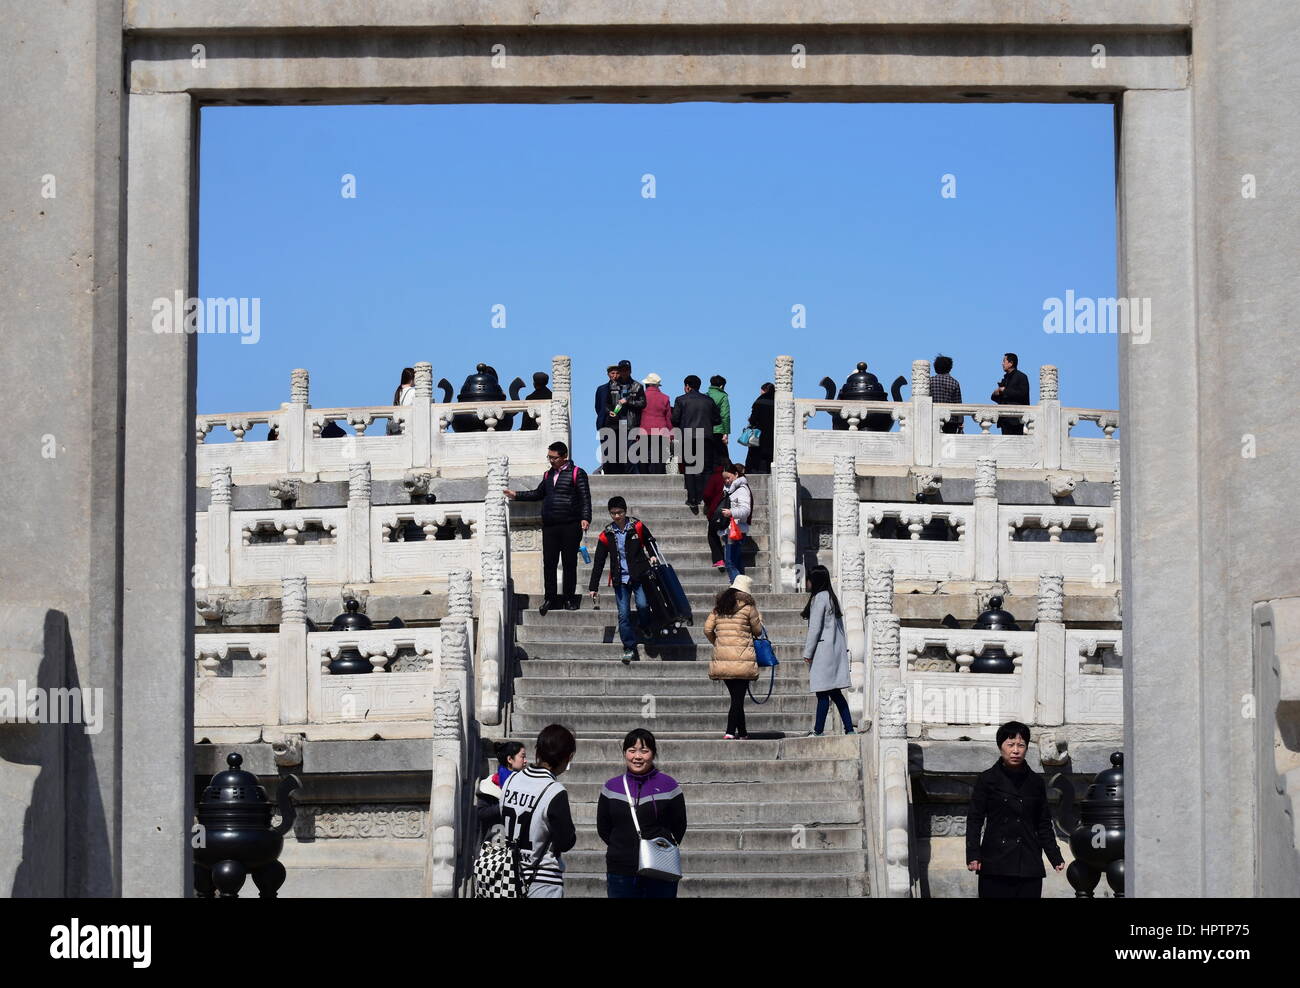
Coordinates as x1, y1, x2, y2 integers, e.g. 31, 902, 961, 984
646, 538, 693, 629
638, 566, 678, 632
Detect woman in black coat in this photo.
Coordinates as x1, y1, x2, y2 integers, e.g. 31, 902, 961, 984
965, 721, 1065, 898
743, 383, 775, 474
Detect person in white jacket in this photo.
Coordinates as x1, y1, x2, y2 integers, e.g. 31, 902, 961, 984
718, 463, 752, 582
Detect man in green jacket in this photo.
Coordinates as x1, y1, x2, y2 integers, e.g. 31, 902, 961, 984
707, 374, 730, 471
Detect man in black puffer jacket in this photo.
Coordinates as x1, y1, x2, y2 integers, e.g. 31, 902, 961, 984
505, 441, 592, 614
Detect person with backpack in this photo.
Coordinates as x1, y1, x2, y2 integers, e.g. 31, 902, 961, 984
800, 565, 855, 737
718, 463, 753, 582
597, 728, 687, 898
588, 496, 661, 664
505, 441, 592, 615
703, 575, 763, 740
493, 724, 578, 898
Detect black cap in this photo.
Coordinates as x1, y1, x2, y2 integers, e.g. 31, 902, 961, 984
618, 359, 632, 369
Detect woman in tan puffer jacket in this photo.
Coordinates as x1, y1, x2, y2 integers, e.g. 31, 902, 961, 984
703, 574, 763, 739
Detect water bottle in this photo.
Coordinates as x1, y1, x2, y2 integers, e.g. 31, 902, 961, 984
579, 543, 591, 564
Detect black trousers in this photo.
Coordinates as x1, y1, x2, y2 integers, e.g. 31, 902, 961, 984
706, 520, 724, 565
996, 417, 1025, 436
724, 679, 749, 737
978, 874, 1042, 898
541, 520, 583, 602
683, 455, 707, 504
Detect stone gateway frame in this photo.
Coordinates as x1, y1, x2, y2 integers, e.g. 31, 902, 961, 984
5, 1, 1298, 897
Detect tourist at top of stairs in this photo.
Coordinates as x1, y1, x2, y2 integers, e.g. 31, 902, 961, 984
670, 375, 722, 511
603, 359, 647, 475
991, 351, 1031, 436
703, 575, 763, 740
718, 463, 753, 583
743, 381, 775, 474
800, 566, 856, 738
504, 441, 592, 615
597, 728, 687, 898
930, 354, 964, 435
588, 496, 660, 664
639, 372, 674, 475
519, 371, 551, 432
707, 374, 731, 475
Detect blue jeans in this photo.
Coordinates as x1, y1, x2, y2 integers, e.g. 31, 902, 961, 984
723, 539, 745, 583
606, 872, 679, 898
613, 581, 649, 650
814, 688, 854, 734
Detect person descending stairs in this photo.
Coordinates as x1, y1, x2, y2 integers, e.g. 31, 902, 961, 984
507, 471, 870, 897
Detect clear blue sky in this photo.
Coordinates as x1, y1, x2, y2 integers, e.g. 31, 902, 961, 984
198, 102, 1117, 466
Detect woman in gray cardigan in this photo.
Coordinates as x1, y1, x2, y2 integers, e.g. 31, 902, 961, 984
800, 565, 856, 736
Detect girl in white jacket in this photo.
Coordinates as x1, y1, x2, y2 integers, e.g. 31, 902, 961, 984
718, 463, 752, 582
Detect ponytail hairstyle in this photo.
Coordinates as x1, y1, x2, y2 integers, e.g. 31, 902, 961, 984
800, 564, 843, 620
392, 366, 415, 404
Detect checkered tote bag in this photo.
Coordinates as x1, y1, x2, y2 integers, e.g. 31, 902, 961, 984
472, 831, 525, 899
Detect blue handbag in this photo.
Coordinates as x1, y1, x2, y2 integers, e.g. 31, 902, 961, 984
749, 628, 778, 704
738, 426, 761, 448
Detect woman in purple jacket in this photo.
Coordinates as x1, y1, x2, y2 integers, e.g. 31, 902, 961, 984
596, 728, 688, 898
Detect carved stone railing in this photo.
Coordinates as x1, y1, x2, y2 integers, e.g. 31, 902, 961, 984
193, 577, 479, 739
791, 361, 1118, 475
197, 359, 572, 482
476, 455, 510, 728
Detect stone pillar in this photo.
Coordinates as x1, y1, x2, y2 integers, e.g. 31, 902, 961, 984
478, 544, 506, 727
832, 453, 858, 579
346, 462, 372, 585
974, 457, 999, 581
1036, 572, 1066, 726
279, 576, 309, 726
411, 361, 433, 468
911, 359, 933, 467
774, 355, 799, 591
425, 685, 462, 898
550, 355, 572, 462
1110, 462, 1122, 586
865, 563, 894, 700
1039, 365, 1061, 471
840, 541, 867, 722
439, 615, 473, 737
283, 368, 309, 473
448, 569, 473, 620
207, 466, 232, 588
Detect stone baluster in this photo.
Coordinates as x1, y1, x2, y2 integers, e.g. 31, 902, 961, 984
283, 368, 308, 473
1040, 364, 1062, 471
425, 685, 462, 897
207, 466, 232, 588
974, 456, 999, 581
911, 358, 933, 467
279, 575, 309, 726
346, 462, 372, 584
832, 453, 857, 581
448, 569, 474, 620
774, 355, 799, 592
1036, 572, 1066, 726
549, 355, 572, 463
411, 361, 433, 468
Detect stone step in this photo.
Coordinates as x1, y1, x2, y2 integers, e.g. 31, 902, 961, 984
488, 735, 861, 761
585, 547, 767, 565
514, 694, 831, 716
511, 658, 820, 680
562, 848, 865, 875
515, 676, 814, 697
512, 711, 844, 735
514, 592, 808, 611
514, 642, 812, 660
515, 625, 806, 644
568, 824, 864, 851
518, 609, 807, 627
562, 873, 866, 898
556, 757, 862, 784
569, 798, 862, 827
562, 779, 862, 805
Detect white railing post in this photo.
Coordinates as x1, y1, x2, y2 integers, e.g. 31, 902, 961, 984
870, 614, 910, 896
346, 462, 372, 584
208, 466, 232, 587
425, 685, 462, 897
774, 355, 799, 591
911, 359, 933, 467
1036, 572, 1066, 726
439, 615, 473, 739
1040, 365, 1061, 471
840, 540, 866, 724
279, 575, 308, 727
550, 355, 572, 457
974, 457, 999, 581
832, 453, 857, 581
283, 368, 308, 474
412, 361, 433, 468
480, 454, 510, 727
865, 562, 894, 702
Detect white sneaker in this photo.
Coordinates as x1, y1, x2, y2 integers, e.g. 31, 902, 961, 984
723, 733, 735, 740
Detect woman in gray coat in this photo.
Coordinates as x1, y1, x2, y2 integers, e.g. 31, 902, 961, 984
801, 565, 856, 736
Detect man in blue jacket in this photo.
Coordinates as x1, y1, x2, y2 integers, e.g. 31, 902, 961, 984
505, 441, 592, 614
